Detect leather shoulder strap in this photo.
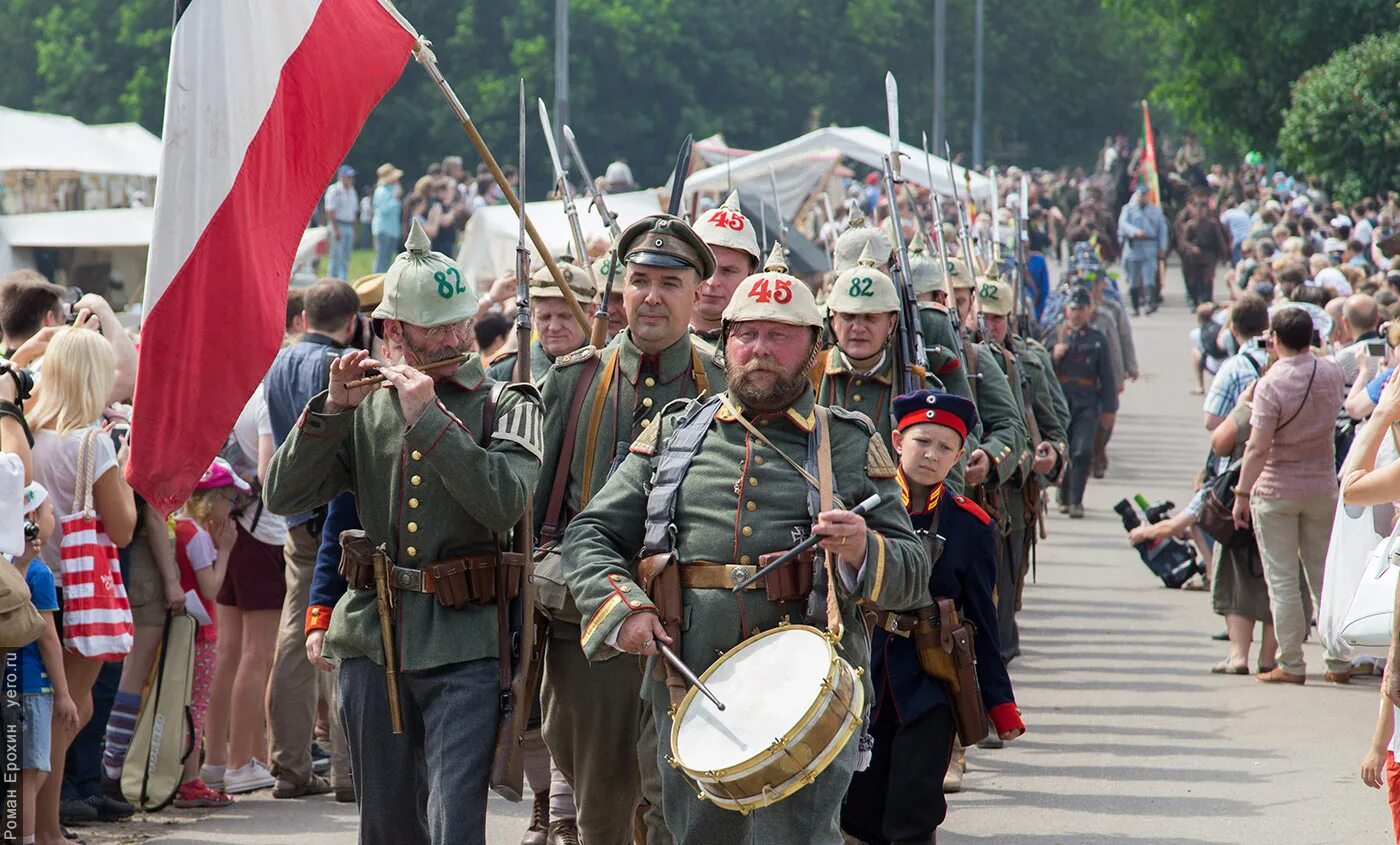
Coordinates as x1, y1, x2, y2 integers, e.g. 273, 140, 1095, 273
813, 407, 841, 638
642, 396, 724, 554
579, 348, 621, 508
690, 345, 710, 397
540, 354, 603, 543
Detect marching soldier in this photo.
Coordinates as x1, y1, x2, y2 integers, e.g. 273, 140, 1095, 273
488, 257, 596, 383
976, 276, 1069, 662
908, 231, 974, 402
832, 206, 893, 272
562, 259, 927, 844
533, 213, 726, 845
1082, 266, 1136, 479
264, 220, 545, 844
946, 263, 1030, 514
691, 190, 761, 342
842, 390, 1024, 845
1051, 287, 1119, 518
818, 243, 940, 442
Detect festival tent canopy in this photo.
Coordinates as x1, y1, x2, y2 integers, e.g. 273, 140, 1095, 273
682, 125, 994, 226
457, 190, 664, 286
0, 106, 163, 176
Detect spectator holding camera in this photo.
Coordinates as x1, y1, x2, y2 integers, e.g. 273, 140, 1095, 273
1231, 306, 1348, 684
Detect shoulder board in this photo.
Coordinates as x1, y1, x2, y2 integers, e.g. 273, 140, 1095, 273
865, 433, 897, 479
486, 348, 516, 367
952, 494, 992, 525
554, 345, 599, 368
918, 301, 949, 314
1023, 337, 1049, 354
629, 413, 662, 456
498, 381, 543, 404
827, 403, 877, 434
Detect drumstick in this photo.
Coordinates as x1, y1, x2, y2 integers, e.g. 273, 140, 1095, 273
657, 643, 726, 711
344, 354, 470, 389
730, 494, 882, 593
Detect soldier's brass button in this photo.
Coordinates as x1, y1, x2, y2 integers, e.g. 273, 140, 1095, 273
748, 477, 758, 487
407, 546, 417, 557
408, 498, 419, 508
411, 475, 422, 486
854, 378, 863, 386
852, 394, 863, 402
740, 555, 751, 566
754, 456, 764, 465
746, 501, 756, 512
629, 600, 642, 608
407, 522, 418, 533
759, 419, 769, 426
642, 397, 654, 408
645, 377, 656, 387
742, 525, 753, 536
411, 450, 423, 461
621, 585, 632, 593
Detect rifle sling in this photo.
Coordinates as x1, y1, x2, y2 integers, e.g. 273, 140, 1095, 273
541, 353, 603, 542
579, 349, 619, 508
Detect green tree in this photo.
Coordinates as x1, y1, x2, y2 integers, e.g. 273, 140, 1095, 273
29, 0, 170, 128
1104, 0, 1398, 154
1278, 31, 1400, 204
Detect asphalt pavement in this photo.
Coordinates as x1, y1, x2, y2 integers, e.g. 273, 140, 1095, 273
80, 264, 1390, 844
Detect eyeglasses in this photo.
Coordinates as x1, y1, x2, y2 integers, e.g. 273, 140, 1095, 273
420, 319, 473, 343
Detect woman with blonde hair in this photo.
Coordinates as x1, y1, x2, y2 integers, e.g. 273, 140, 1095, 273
29, 327, 138, 841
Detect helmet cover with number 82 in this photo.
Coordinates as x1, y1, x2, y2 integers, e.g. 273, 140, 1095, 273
826, 242, 900, 314
721, 242, 822, 327
372, 218, 479, 326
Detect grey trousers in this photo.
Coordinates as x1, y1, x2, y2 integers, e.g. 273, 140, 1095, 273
995, 529, 1026, 662
651, 691, 856, 845
339, 656, 500, 845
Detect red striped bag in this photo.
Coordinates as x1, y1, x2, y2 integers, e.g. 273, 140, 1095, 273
59, 428, 133, 660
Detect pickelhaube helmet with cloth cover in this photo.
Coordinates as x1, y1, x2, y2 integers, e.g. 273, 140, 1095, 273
826, 242, 900, 314
833, 207, 893, 272
976, 276, 1015, 317
372, 218, 479, 327
906, 230, 945, 297
721, 242, 822, 328
693, 189, 761, 269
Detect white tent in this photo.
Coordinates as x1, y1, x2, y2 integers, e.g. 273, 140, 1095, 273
457, 190, 664, 286
681, 126, 994, 223
0, 107, 162, 176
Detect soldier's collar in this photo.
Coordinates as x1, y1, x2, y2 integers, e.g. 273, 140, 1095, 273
442, 354, 486, 391
825, 348, 893, 384
715, 389, 816, 432
617, 330, 697, 385
896, 468, 943, 515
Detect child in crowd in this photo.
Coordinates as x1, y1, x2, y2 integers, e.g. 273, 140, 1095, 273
1360, 699, 1400, 842
1190, 302, 1228, 394
169, 459, 246, 809
10, 483, 78, 845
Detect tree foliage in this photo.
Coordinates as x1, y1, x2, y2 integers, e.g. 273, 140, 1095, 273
0, 0, 1154, 194
1104, 0, 1398, 154
1278, 31, 1400, 205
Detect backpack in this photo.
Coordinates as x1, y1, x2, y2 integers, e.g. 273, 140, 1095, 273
121, 613, 197, 811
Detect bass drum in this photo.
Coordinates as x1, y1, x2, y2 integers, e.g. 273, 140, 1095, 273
668, 623, 863, 814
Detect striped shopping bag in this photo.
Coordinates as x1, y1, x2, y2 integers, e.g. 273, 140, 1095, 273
59, 428, 133, 660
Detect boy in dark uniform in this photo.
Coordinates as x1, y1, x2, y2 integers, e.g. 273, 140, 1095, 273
842, 390, 1024, 845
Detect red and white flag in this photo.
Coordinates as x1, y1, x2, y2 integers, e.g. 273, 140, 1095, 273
127, 0, 417, 513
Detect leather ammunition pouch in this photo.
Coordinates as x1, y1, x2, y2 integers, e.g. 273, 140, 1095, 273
638, 552, 685, 704
881, 598, 988, 746
338, 529, 378, 590
758, 549, 815, 603
422, 553, 525, 610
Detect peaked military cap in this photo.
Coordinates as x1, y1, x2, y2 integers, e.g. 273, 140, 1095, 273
616, 213, 716, 280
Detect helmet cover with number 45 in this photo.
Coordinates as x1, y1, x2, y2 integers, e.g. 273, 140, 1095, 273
372, 218, 479, 326
694, 189, 761, 267
721, 242, 822, 328
827, 242, 900, 314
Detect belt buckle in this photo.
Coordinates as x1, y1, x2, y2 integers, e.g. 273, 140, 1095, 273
882, 614, 911, 637
729, 566, 750, 588
393, 566, 424, 592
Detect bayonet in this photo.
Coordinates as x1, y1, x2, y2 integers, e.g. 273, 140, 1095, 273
538, 99, 600, 293
666, 133, 694, 218
923, 132, 953, 295
767, 165, 788, 248
561, 124, 621, 239
885, 71, 902, 178
945, 142, 980, 277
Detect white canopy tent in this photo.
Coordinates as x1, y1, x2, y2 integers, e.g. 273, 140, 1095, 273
456, 190, 664, 286
0, 107, 162, 176
682, 126, 994, 224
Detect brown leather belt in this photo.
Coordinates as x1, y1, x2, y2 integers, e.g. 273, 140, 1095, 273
678, 561, 766, 591
874, 610, 918, 638
390, 553, 525, 594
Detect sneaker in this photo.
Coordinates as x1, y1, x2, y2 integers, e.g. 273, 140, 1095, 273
311, 743, 331, 775
199, 763, 227, 791
1067, 504, 1085, 519
172, 779, 234, 809
83, 792, 135, 821
225, 760, 277, 794
274, 773, 334, 799
59, 797, 99, 826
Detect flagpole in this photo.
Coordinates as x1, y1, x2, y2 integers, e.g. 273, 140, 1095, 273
410, 41, 590, 335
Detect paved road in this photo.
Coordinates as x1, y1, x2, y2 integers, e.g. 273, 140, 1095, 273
84, 265, 1390, 844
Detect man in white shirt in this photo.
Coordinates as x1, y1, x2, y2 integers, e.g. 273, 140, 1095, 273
324, 166, 358, 280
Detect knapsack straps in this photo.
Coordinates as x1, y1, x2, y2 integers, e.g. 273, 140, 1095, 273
642, 396, 723, 554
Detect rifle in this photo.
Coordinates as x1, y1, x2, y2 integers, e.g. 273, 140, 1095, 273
922, 133, 954, 297
945, 143, 981, 278
410, 43, 588, 337
538, 99, 600, 300
767, 165, 789, 249
882, 72, 927, 394
489, 79, 538, 803
1013, 172, 1033, 338
561, 124, 621, 347
819, 193, 838, 262
666, 134, 694, 218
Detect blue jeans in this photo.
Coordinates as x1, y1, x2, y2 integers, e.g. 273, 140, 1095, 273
373, 233, 399, 274
329, 221, 355, 280
339, 656, 500, 845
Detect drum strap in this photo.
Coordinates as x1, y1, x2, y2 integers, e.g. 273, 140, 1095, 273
813, 407, 841, 639
642, 395, 724, 554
